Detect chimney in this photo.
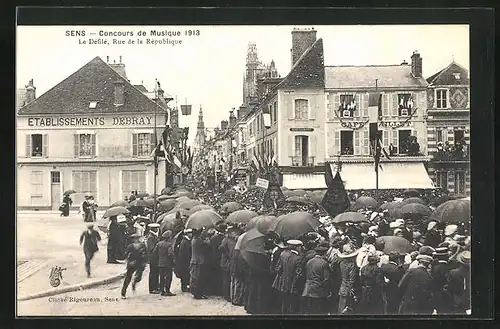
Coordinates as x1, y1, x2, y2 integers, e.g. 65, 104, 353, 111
290, 27, 317, 67
401, 60, 408, 65
221, 120, 229, 130
229, 108, 236, 128
238, 105, 247, 120
109, 56, 127, 79
106, 56, 109, 63
411, 51, 423, 78
113, 79, 125, 106
25, 79, 36, 104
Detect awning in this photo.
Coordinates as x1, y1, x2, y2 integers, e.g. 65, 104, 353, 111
333, 162, 435, 190
283, 173, 327, 190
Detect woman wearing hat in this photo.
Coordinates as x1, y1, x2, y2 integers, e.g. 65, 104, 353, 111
445, 251, 471, 314
301, 241, 332, 314
107, 216, 122, 264
358, 253, 384, 314
398, 254, 434, 314
337, 243, 360, 314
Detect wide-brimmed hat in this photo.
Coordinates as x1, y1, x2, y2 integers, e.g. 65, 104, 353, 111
184, 228, 193, 234
418, 246, 436, 256
314, 241, 330, 253
215, 222, 228, 233
433, 247, 449, 257
338, 243, 359, 258
389, 222, 398, 229
393, 228, 403, 236
456, 250, 471, 265
416, 254, 433, 264
286, 239, 303, 247
148, 223, 160, 228
445, 224, 458, 236
427, 221, 438, 231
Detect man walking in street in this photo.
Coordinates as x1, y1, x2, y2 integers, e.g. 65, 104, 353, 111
79, 222, 102, 278
121, 233, 147, 299
155, 230, 176, 296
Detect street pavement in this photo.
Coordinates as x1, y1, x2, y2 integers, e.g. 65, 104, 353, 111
16, 210, 247, 316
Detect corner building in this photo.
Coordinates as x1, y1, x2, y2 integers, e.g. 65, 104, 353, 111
16, 56, 167, 210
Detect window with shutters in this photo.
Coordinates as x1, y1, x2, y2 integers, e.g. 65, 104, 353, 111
273, 102, 278, 123
339, 94, 356, 117
294, 99, 308, 120
72, 171, 97, 204
454, 171, 465, 195
340, 131, 354, 155
30, 171, 43, 199
436, 129, 444, 143
436, 89, 448, 109
436, 171, 448, 190
136, 133, 152, 157
398, 93, 414, 116
363, 130, 370, 155
122, 170, 147, 199
76, 134, 96, 158
382, 94, 389, 117
31, 134, 43, 157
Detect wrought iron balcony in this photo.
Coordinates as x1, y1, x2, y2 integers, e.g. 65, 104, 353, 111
433, 150, 469, 162
290, 156, 315, 167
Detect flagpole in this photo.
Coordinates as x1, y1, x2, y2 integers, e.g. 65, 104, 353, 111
153, 79, 158, 219
375, 79, 379, 193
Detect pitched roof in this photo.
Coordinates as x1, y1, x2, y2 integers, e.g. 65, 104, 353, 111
426, 61, 469, 86
18, 56, 166, 115
133, 84, 149, 93
277, 38, 324, 89
16, 89, 27, 110
325, 64, 428, 89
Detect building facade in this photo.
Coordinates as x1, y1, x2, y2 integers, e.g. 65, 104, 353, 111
425, 61, 470, 196
16, 56, 168, 210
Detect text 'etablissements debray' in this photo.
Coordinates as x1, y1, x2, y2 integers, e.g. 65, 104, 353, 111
65, 29, 201, 46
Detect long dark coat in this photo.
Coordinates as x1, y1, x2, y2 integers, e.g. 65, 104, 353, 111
271, 249, 301, 293
231, 249, 249, 306
207, 233, 224, 296
302, 255, 332, 298
431, 261, 454, 314
380, 261, 405, 314
61, 195, 72, 216
358, 263, 385, 314
446, 265, 471, 313
107, 219, 123, 261
219, 236, 237, 271
245, 261, 273, 314
424, 230, 442, 248
174, 236, 192, 280
398, 266, 434, 315
292, 249, 317, 295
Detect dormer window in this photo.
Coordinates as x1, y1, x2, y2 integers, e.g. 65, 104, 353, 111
89, 101, 98, 109
342, 109, 351, 118
453, 72, 461, 80
398, 93, 414, 116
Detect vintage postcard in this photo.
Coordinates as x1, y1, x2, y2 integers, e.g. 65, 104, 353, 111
16, 23, 471, 317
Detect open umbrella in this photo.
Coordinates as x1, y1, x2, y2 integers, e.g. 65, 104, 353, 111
226, 209, 258, 225
160, 213, 184, 235
63, 189, 76, 196
110, 200, 129, 208
288, 189, 307, 197
220, 202, 243, 214
166, 207, 191, 218
161, 187, 172, 195
401, 197, 426, 205
286, 196, 312, 205
159, 199, 176, 212
272, 212, 320, 240
400, 203, 432, 218
251, 215, 278, 235
185, 210, 222, 230
429, 199, 471, 224
376, 236, 417, 255
239, 228, 271, 270
157, 195, 170, 201
175, 188, 191, 193
177, 199, 202, 211
135, 191, 149, 198
129, 199, 149, 208
175, 196, 191, 203
352, 196, 378, 211
188, 204, 214, 216
156, 212, 169, 224
331, 212, 368, 224
144, 198, 157, 207
404, 189, 421, 198
176, 191, 193, 198
281, 186, 289, 192
103, 206, 130, 218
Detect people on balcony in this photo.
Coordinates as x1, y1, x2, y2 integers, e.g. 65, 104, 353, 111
407, 137, 420, 156
389, 143, 396, 156
435, 141, 468, 161
341, 142, 354, 156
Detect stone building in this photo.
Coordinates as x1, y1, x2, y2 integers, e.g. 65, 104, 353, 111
425, 61, 470, 196
16, 56, 168, 210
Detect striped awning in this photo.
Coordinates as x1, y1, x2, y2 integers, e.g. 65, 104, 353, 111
282, 173, 327, 190
333, 162, 435, 190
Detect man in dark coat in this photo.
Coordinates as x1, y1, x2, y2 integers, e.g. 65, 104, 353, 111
121, 233, 147, 299
430, 247, 454, 314
446, 251, 471, 314
271, 239, 303, 314
207, 222, 226, 296
79, 222, 102, 278
231, 231, 249, 306
81, 196, 90, 222
219, 226, 238, 302
155, 230, 176, 296
189, 228, 209, 299
175, 229, 193, 292
60, 194, 72, 217
380, 251, 405, 314
358, 254, 385, 314
293, 233, 319, 301
301, 241, 331, 314
424, 221, 442, 248
398, 254, 434, 315
107, 216, 122, 264
269, 236, 286, 314
337, 243, 360, 315
146, 223, 161, 294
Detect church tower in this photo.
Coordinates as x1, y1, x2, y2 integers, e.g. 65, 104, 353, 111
194, 106, 206, 153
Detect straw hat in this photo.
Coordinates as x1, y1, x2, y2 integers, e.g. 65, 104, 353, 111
456, 250, 471, 265
148, 223, 160, 228
418, 246, 436, 256
427, 221, 438, 231
416, 254, 433, 264
338, 243, 359, 258
445, 224, 458, 236
433, 247, 449, 257
286, 239, 303, 247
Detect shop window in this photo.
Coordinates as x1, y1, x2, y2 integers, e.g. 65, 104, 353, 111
72, 170, 97, 204
340, 131, 354, 155
122, 170, 146, 199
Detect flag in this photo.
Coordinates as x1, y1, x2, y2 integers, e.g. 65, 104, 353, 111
250, 160, 258, 173
172, 153, 182, 169
253, 149, 263, 174
321, 171, 350, 218
324, 162, 335, 188
368, 93, 381, 142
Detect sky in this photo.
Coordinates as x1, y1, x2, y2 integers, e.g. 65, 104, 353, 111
16, 25, 469, 145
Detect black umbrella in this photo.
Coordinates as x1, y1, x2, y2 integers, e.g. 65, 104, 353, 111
352, 196, 378, 211
272, 212, 320, 240
129, 199, 149, 208
220, 202, 243, 214
429, 199, 471, 224
159, 199, 176, 212
239, 228, 271, 270
160, 213, 184, 235
376, 236, 417, 255
401, 197, 426, 205
226, 210, 258, 225
188, 204, 214, 217
252, 215, 278, 235
404, 189, 421, 198
110, 200, 129, 208
286, 196, 312, 205
103, 206, 130, 218
331, 212, 368, 224
185, 209, 221, 230
400, 203, 432, 218
63, 189, 76, 196
166, 207, 190, 219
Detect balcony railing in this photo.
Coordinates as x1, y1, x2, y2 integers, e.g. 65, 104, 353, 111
433, 150, 469, 161
290, 156, 315, 167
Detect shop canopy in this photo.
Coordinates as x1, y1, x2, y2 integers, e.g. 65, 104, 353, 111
332, 162, 435, 190
282, 173, 327, 190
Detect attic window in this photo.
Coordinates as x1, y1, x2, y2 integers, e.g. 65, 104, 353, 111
89, 101, 98, 109
453, 73, 461, 80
